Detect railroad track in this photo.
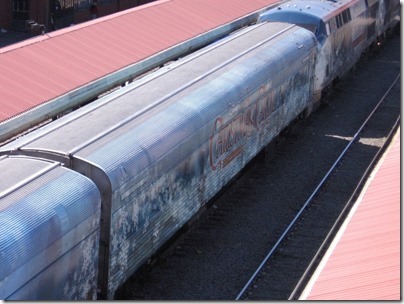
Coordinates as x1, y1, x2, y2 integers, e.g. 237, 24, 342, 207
119, 29, 400, 300
237, 73, 400, 300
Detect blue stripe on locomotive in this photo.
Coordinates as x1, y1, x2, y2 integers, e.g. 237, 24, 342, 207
259, 9, 328, 44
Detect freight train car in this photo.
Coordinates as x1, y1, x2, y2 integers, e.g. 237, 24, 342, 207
0, 22, 317, 299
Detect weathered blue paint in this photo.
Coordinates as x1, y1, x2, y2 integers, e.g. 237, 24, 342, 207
0, 156, 101, 300
73, 23, 317, 297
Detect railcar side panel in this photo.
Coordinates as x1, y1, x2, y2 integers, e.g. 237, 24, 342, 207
378, 0, 400, 35
73, 26, 317, 296
0, 157, 101, 300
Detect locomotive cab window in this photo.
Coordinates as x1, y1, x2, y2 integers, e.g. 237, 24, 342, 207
336, 14, 342, 28
342, 9, 352, 23
325, 23, 331, 35
335, 9, 352, 29
327, 18, 337, 33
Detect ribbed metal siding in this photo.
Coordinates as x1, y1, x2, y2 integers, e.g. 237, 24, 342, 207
0, 158, 101, 300
73, 24, 317, 296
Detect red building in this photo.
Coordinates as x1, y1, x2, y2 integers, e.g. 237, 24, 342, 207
0, 0, 156, 32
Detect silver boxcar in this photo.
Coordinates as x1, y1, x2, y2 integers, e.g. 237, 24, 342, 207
258, 0, 400, 102
0, 156, 101, 300
1, 22, 317, 298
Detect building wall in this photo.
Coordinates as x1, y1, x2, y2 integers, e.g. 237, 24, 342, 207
0, 1, 12, 29
119, 0, 152, 10
0, 0, 156, 32
30, 0, 49, 29
65, 0, 157, 28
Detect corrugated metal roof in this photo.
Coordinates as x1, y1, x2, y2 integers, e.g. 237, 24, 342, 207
301, 129, 400, 300
0, 0, 279, 126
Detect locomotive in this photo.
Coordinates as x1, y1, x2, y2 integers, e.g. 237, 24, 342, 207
258, 0, 400, 103
0, 0, 399, 299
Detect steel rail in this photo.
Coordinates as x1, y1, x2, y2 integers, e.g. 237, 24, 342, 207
289, 116, 400, 300
288, 74, 400, 300
235, 73, 400, 301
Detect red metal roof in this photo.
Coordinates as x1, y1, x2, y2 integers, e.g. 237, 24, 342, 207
0, 0, 279, 125
301, 129, 400, 300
